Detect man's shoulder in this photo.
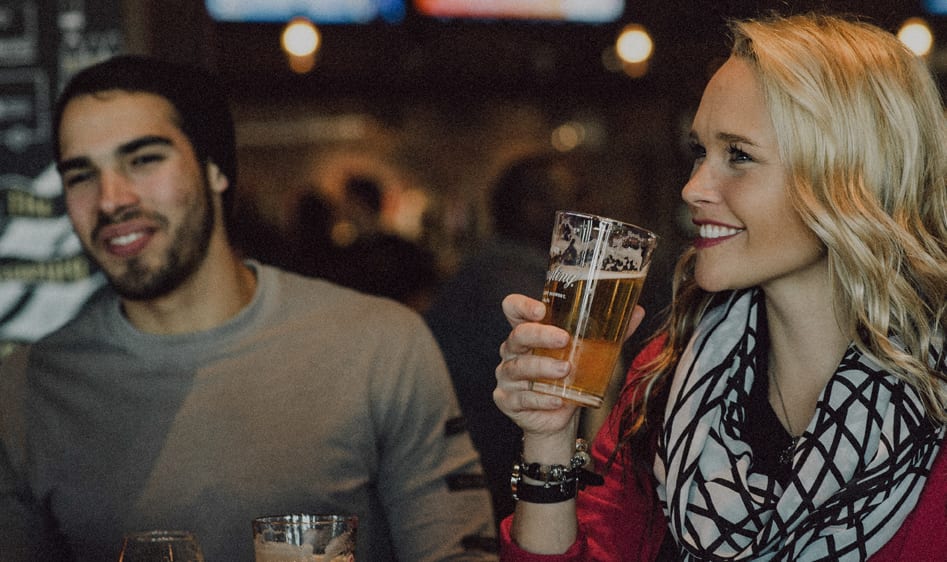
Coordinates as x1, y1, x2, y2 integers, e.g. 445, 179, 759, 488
32, 285, 117, 346
263, 263, 427, 330
268, 263, 413, 309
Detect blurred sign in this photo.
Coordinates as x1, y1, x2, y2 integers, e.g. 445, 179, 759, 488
0, 0, 119, 351
204, 0, 406, 23
0, 2, 39, 66
414, 0, 624, 22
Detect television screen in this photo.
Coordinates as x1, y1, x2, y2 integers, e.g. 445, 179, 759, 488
413, 0, 624, 23
204, 0, 406, 23
924, 0, 947, 14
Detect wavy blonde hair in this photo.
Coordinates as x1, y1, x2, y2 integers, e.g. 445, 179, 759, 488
616, 13, 947, 465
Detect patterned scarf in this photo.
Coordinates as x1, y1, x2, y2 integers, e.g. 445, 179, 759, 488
654, 289, 944, 561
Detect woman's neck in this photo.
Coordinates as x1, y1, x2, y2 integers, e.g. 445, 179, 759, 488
762, 271, 849, 435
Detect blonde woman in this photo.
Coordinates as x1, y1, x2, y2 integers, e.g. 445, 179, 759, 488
494, 13, 947, 561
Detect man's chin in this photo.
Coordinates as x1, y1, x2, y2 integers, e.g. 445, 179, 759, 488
106, 267, 178, 301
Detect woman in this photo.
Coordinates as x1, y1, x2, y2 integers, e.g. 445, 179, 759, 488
494, 13, 947, 561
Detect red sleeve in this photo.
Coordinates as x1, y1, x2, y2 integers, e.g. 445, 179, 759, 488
868, 434, 947, 561
500, 337, 669, 561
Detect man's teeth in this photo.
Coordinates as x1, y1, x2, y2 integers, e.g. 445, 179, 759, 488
699, 224, 743, 239
109, 232, 144, 246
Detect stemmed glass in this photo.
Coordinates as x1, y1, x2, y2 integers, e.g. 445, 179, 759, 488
117, 530, 206, 562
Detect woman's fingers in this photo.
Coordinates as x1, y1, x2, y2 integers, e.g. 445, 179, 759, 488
499, 321, 570, 359
497, 341, 569, 381
502, 293, 546, 327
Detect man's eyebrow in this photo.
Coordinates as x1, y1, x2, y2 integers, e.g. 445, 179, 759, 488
56, 156, 91, 176
56, 135, 174, 176
117, 135, 173, 155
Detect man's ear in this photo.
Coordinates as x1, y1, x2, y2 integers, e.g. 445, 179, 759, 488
206, 161, 230, 194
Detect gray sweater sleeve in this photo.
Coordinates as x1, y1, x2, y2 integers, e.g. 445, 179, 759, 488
367, 310, 498, 561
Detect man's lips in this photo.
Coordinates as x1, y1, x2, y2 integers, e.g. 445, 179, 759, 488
96, 220, 157, 258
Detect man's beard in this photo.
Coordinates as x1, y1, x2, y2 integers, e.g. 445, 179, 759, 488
91, 178, 216, 301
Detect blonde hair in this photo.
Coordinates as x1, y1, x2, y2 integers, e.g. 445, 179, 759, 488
617, 13, 947, 462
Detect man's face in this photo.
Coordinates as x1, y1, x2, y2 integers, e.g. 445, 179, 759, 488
56, 90, 222, 300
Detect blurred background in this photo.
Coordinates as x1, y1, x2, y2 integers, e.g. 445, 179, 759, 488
1, 0, 945, 345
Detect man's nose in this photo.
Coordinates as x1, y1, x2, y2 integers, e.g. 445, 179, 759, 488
98, 169, 139, 215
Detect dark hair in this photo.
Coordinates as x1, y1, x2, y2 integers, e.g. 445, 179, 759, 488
490, 151, 586, 248
52, 55, 238, 222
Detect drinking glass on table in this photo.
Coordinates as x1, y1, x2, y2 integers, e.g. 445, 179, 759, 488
252, 514, 358, 562
530, 210, 658, 408
117, 530, 205, 561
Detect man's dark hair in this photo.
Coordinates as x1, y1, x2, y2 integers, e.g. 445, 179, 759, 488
52, 55, 238, 223
490, 151, 587, 249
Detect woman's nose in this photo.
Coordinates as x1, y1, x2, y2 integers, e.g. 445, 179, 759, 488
681, 161, 719, 206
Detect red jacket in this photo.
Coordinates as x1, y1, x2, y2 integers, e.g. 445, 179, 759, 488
500, 338, 947, 561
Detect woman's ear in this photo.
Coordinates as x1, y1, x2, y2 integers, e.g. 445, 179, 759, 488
206, 161, 230, 194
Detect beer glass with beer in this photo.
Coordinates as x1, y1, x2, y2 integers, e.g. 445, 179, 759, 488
531, 211, 657, 408
252, 514, 357, 562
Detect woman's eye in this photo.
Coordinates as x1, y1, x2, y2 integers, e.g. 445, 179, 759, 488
727, 144, 753, 163
689, 141, 706, 160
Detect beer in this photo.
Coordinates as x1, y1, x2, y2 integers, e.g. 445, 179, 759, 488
532, 269, 646, 407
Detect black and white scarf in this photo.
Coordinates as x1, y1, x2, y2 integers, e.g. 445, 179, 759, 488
654, 289, 944, 561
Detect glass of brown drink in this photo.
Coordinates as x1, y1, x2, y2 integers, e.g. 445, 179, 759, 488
531, 210, 658, 408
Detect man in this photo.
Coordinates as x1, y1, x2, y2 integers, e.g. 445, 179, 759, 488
0, 55, 496, 561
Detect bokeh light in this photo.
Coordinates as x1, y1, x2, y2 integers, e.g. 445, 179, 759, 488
282, 17, 320, 57
616, 24, 653, 64
898, 18, 934, 57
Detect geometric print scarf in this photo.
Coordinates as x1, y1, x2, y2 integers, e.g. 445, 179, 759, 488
653, 289, 944, 561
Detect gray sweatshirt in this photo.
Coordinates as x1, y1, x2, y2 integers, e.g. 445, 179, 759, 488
0, 262, 496, 561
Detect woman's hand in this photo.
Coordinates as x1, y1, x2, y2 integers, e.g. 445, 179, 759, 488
494, 294, 578, 437
495, 293, 646, 554
494, 293, 646, 439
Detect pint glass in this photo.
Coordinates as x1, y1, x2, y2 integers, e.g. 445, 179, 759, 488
531, 211, 658, 408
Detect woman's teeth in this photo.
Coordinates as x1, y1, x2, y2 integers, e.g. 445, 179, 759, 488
699, 224, 743, 239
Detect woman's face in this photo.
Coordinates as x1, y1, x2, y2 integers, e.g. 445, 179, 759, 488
682, 56, 825, 295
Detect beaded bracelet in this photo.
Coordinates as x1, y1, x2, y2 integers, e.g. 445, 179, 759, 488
510, 439, 604, 503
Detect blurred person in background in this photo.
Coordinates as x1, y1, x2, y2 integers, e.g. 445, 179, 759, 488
0, 54, 496, 562
283, 176, 439, 312
494, 13, 947, 561
425, 151, 588, 529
